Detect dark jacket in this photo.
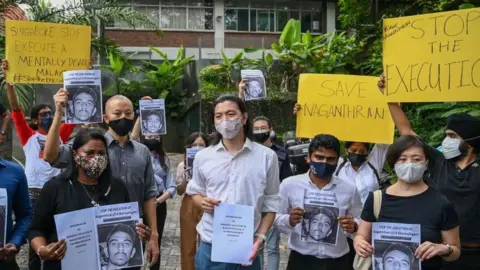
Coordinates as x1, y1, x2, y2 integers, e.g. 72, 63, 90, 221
271, 143, 293, 181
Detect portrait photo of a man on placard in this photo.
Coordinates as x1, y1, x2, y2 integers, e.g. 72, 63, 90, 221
245, 77, 266, 100
374, 241, 420, 270
301, 206, 339, 245
66, 85, 102, 124
141, 109, 166, 135
98, 222, 143, 270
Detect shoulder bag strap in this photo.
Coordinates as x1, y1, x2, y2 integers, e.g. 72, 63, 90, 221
373, 190, 382, 220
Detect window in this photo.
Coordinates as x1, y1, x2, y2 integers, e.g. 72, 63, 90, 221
108, 0, 214, 30
225, 0, 325, 33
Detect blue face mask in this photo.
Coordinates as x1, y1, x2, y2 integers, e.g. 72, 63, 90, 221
39, 116, 53, 131
309, 161, 337, 177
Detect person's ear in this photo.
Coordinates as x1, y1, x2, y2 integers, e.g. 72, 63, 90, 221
242, 112, 248, 125
103, 114, 109, 124
306, 155, 311, 163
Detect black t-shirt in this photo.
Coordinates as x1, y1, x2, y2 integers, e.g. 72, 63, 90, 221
361, 188, 458, 269
271, 143, 293, 181
0, 102, 6, 115
425, 145, 480, 244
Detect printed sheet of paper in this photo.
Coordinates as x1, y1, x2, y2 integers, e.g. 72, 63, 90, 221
64, 70, 103, 124
5, 20, 91, 84
139, 99, 167, 135
95, 202, 143, 270
301, 190, 340, 245
55, 202, 142, 270
373, 222, 421, 270
55, 208, 97, 270
211, 203, 254, 265
383, 8, 480, 102
186, 147, 201, 179
241, 70, 267, 101
0, 189, 7, 247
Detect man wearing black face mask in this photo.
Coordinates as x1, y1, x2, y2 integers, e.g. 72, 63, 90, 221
379, 74, 480, 270
2, 60, 76, 270
274, 134, 362, 269
44, 93, 160, 268
252, 116, 292, 270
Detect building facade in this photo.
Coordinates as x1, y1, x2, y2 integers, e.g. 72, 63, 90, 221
106, 0, 337, 61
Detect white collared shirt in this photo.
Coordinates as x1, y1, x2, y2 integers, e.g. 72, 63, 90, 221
336, 144, 389, 204
186, 138, 280, 243
274, 172, 362, 259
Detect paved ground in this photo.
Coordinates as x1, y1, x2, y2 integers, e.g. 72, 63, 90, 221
16, 153, 291, 269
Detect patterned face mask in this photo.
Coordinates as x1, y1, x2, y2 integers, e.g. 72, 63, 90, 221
74, 153, 108, 179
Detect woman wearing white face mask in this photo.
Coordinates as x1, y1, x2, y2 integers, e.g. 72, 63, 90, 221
354, 135, 461, 270
378, 74, 480, 270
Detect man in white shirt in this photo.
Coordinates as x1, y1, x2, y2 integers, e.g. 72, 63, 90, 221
274, 134, 363, 270
186, 95, 280, 270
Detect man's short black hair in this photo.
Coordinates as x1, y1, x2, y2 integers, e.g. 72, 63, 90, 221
253, 116, 271, 129
308, 134, 341, 157
72, 86, 98, 105
386, 135, 431, 168
382, 243, 414, 264
106, 224, 136, 244
345, 141, 371, 151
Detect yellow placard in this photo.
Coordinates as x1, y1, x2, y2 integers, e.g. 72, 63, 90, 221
383, 8, 480, 102
5, 20, 91, 84
296, 74, 394, 144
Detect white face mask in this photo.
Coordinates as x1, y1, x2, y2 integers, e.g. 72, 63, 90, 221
394, 163, 427, 183
215, 119, 243, 139
441, 137, 462, 159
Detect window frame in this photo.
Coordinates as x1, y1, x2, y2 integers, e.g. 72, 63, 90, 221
224, 0, 326, 34
106, 0, 215, 32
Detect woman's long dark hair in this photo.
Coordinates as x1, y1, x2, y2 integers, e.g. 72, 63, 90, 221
212, 95, 252, 145
140, 134, 168, 171
71, 128, 113, 197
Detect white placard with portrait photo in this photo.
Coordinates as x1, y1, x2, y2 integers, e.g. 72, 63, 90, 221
372, 222, 421, 270
63, 70, 103, 124
54, 202, 142, 270
241, 69, 267, 101
300, 190, 339, 246
0, 188, 7, 247
139, 99, 167, 136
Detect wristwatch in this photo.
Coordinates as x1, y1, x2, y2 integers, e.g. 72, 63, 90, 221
442, 242, 453, 257
254, 233, 267, 242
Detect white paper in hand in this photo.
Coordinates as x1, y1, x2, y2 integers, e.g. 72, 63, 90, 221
211, 203, 254, 265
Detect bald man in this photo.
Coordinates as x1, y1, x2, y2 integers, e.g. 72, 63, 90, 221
43, 89, 160, 267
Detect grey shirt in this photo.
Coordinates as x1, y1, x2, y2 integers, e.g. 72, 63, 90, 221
52, 132, 158, 215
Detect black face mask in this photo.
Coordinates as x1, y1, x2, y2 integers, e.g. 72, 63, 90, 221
142, 139, 160, 151
39, 116, 53, 131
107, 118, 134, 137
253, 131, 270, 143
347, 153, 368, 167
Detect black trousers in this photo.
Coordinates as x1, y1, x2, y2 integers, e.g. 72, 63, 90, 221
286, 250, 351, 270
28, 195, 41, 270
0, 260, 19, 270
149, 201, 167, 270
442, 246, 480, 270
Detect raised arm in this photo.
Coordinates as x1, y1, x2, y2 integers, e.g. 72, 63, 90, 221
43, 89, 68, 164
238, 79, 247, 101
131, 96, 152, 141
378, 74, 417, 136
2, 60, 21, 112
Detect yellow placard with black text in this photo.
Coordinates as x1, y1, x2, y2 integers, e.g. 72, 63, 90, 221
5, 20, 91, 84
296, 74, 394, 144
383, 8, 480, 102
